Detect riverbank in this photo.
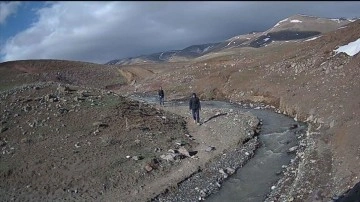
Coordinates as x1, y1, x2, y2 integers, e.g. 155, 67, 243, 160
127, 94, 308, 201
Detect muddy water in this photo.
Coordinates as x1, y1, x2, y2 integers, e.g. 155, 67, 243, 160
128, 94, 307, 202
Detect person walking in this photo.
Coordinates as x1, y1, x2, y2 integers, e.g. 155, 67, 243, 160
189, 93, 201, 125
158, 87, 165, 106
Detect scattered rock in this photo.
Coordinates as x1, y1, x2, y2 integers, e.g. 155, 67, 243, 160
219, 169, 228, 179
287, 146, 298, 153
160, 153, 178, 161
23, 105, 32, 112
0, 127, 8, 133
57, 86, 71, 93
144, 164, 153, 172
75, 142, 81, 148
178, 146, 191, 157
226, 167, 236, 175
74, 97, 85, 102
20, 138, 31, 144
205, 146, 216, 152
92, 122, 109, 128
132, 156, 141, 161
289, 124, 298, 129
168, 149, 177, 153
0, 140, 6, 147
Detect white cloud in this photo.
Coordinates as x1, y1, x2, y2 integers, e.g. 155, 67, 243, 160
1, 2, 139, 63
0, 1, 21, 24
3, 1, 252, 63
1, 2, 360, 64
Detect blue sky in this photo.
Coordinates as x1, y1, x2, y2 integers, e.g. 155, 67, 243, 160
0, 1, 359, 64
1, 2, 43, 42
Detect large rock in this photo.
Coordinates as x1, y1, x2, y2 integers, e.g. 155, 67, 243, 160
178, 146, 191, 157
160, 153, 178, 161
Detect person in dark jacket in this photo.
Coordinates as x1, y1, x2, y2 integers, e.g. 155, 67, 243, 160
189, 93, 201, 124
158, 87, 165, 106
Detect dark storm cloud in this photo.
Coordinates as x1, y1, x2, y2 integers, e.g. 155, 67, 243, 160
1, 1, 359, 63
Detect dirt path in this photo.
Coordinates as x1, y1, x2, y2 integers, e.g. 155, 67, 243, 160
116, 95, 259, 201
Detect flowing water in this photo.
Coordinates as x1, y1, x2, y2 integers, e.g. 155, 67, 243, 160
128, 94, 307, 202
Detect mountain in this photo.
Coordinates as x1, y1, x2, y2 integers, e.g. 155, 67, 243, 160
105, 43, 220, 65
106, 14, 354, 65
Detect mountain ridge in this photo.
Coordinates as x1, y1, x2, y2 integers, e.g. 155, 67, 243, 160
105, 14, 355, 65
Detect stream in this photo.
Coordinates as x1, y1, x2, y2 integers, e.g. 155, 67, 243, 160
128, 94, 307, 202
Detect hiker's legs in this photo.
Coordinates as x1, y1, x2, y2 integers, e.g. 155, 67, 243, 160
195, 109, 200, 123
192, 109, 197, 122
159, 96, 164, 106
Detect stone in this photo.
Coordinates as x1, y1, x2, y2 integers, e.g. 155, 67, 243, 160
58, 86, 71, 93
205, 146, 215, 152
330, 120, 335, 128
93, 122, 109, 128
168, 149, 176, 153
0, 127, 8, 133
21, 138, 31, 144
144, 164, 153, 172
23, 105, 32, 112
226, 167, 235, 175
75, 142, 81, 148
289, 124, 298, 129
0, 140, 6, 147
178, 146, 191, 157
200, 190, 206, 197
160, 153, 177, 161
58, 108, 68, 114
215, 182, 221, 188
74, 97, 85, 102
288, 146, 298, 153
132, 156, 141, 161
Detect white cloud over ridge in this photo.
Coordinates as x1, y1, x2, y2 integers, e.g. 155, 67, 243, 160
1, 1, 360, 64
0, 1, 21, 25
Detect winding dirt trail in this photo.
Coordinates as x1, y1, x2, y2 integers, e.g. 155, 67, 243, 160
119, 94, 259, 201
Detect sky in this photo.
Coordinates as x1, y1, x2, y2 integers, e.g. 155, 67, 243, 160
0, 1, 359, 64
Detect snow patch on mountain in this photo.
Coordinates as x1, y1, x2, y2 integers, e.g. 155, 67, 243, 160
304, 36, 321, 42
274, 18, 288, 27
334, 38, 360, 56
331, 19, 342, 23
290, 20, 302, 23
